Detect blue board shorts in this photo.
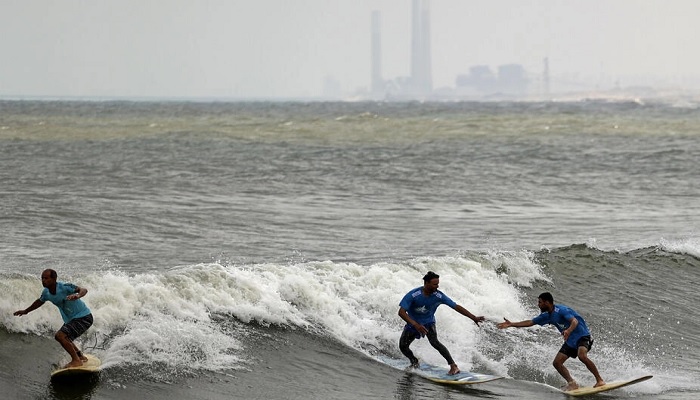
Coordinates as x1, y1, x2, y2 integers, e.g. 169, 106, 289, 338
559, 336, 593, 358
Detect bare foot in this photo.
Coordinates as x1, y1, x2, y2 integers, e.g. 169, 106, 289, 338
563, 381, 579, 391
64, 360, 84, 368
594, 380, 606, 387
447, 364, 460, 375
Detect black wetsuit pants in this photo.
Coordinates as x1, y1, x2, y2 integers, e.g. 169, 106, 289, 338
399, 324, 455, 365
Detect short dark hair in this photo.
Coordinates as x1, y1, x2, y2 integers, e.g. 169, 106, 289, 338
43, 269, 57, 279
423, 271, 439, 282
538, 292, 554, 303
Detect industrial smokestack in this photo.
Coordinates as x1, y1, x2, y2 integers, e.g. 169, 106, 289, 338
371, 10, 383, 95
411, 0, 432, 95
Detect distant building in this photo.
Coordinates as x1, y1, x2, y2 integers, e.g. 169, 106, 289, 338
456, 63, 528, 97
455, 65, 496, 93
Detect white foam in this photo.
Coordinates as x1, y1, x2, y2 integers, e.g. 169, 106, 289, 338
3, 255, 539, 372
660, 236, 700, 258
0, 253, 685, 393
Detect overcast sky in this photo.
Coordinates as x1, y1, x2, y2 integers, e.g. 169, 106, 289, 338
2, 0, 699, 99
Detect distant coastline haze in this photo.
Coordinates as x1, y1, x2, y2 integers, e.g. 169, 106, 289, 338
2, 0, 699, 100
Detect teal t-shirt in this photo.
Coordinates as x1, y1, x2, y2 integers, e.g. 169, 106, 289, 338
40, 282, 91, 323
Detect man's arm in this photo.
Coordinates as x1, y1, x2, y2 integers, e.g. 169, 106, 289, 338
454, 304, 485, 326
562, 317, 578, 340
497, 318, 535, 329
67, 286, 88, 301
398, 306, 428, 336
14, 299, 45, 316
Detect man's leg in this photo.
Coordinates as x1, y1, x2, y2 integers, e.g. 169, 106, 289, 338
425, 325, 459, 375
55, 330, 83, 368
399, 329, 419, 367
71, 342, 88, 362
55, 314, 93, 368
578, 346, 606, 387
553, 352, 578, 390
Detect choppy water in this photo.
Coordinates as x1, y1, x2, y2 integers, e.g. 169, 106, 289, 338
1, 99, 698, 399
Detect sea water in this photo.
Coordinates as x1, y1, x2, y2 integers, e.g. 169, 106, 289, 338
1, 99, 698, 399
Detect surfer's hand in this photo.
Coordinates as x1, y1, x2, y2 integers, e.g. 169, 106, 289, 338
496, 318, 511, 329
414, 323, 428, 336
472, 316, 485, 326
66, 294, 79, 301
13, 310, 27, 316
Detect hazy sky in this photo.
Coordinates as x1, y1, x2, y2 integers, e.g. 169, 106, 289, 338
2, 0, 699, 98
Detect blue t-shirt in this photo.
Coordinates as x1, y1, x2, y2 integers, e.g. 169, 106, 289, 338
532, 304, 590, 347
399, 286, 457, 326
40, 281, 92, 323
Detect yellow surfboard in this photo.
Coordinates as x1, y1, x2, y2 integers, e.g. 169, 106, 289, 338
561, 375, 652, 397
50, 354, 101, 380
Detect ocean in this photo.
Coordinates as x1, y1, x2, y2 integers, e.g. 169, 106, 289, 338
0, 99, 698, 399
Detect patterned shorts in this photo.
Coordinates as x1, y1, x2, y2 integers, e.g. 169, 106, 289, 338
60, 314, 93, 341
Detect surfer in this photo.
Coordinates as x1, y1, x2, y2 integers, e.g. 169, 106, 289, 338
497, 292, 606, 391
14, 269, 94, 368
398, 271, 485, 375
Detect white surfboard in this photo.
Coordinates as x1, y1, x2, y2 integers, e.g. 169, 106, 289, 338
377, 355, 503, 385
50, 354, 101, 380
560, 375, 652, 397
415, 362, 504, 385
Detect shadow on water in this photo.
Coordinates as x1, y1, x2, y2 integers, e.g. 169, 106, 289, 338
47, 373, 100, 400
394, 373, 502, 399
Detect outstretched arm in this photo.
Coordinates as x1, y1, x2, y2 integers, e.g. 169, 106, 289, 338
454, 304, 485, 326
497, 318, 535, 329
14, 299, 45, 316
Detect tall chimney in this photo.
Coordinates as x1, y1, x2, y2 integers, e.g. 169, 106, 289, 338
411, 0, 432, 95
371, 10, 383, 95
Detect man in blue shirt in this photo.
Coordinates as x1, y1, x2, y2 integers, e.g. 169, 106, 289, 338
398, 271, 485, 375
14, 269, 94, 368
497, 292, 605, 390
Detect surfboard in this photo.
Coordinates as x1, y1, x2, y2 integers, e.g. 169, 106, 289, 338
415, 362, 504, 385
376, 355, 503, 385
50, 354, 101, 380
560, 375, 652, 397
